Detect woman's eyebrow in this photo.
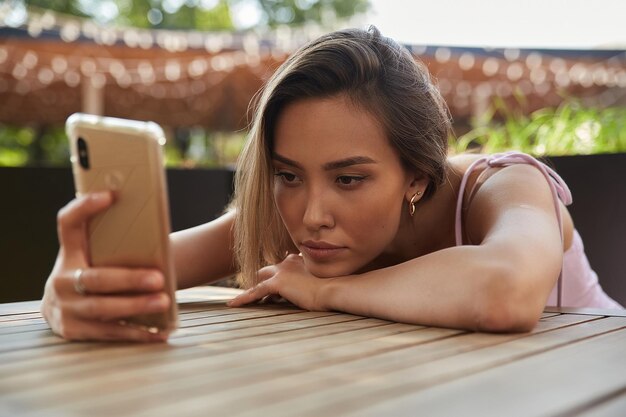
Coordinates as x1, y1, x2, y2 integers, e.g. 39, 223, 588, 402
272, 152, 377, 170
323, 156, 377, 170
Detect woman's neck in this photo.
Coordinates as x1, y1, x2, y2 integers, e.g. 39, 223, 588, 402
388, 166, 463, 261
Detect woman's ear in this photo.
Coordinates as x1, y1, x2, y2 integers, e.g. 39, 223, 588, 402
404, 171, 429, 204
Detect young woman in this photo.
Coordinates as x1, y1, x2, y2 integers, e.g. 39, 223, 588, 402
41, 27, 622, 342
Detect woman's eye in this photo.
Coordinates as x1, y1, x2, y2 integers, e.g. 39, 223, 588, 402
336, 176, 366, 186
274, 172, 299, 184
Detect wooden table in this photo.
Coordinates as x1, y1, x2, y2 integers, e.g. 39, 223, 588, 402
1, 286, 625, 417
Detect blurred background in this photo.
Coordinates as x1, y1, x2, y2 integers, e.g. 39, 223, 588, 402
1, 0, 624, 167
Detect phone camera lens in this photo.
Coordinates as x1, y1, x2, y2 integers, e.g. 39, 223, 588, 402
77, 137, 90, 169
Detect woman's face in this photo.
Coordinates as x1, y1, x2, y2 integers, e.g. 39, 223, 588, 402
272, 95, 419, 277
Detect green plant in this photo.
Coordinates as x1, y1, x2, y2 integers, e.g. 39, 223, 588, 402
451, 97, 626, 156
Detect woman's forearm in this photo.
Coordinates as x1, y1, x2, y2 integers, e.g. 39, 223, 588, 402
170, 210, 237, 289
322, 245, 545, 332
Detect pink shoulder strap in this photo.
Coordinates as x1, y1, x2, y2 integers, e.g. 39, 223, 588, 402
454, 151, 573, 306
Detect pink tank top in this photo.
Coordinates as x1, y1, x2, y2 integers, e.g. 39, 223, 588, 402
455, 151, 623, 309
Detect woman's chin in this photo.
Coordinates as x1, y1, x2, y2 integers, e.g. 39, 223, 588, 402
303, 260, 357, 278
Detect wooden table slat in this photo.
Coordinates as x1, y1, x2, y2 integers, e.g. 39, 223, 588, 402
1, 286, 624, 417
118, 314, 611, 417
9, 314, 605, 416
339, 326, 626, 417
575, 389, 626, 417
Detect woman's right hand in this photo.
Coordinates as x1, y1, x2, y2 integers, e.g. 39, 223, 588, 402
41, 192, 171, 342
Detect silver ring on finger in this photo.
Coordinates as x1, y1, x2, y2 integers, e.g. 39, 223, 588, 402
73, 268, 87, 295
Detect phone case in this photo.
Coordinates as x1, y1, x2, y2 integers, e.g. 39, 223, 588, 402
66, 113, 178, 332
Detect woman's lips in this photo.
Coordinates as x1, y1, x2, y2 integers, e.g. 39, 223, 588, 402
300, 241, 346, 261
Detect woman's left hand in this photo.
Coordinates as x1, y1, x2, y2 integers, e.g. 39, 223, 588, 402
227, 254, 331, 311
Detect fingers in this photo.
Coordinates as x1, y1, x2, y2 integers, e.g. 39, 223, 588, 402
67, 292, 171, 322
255, 265, 276, 281
71, 268, 164, 295
57, 317, 169, 343
54, 267, 164, 298
227, 280, 274, 307
57, 192, 113, 254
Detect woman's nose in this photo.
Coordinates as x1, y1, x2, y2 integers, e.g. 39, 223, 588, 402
302, 192, 335, 231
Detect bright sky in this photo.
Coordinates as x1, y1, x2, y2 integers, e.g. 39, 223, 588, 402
365, 0, 626, 49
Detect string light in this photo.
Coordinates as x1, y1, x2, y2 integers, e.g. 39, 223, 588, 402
95, 27, 117, 45
555, 71, 571, 88
138, 61, 156, 85
506, 62, 524, 82
37, 67, 54, 85
549, 58, 567, 74
165, 60, 181, 82
27, 19, 42, 37
116, 72, 132, 88
568, 63, 586, 84
82, 20, 98, 39
188, 58, 208, 78
12, 63, 28, 80
60, 22, 80, 42
482, 58, 499, 77
458, 52, 475, 71
530, 67, 547, 85
0, 6, 622, 128
138, 31, 154, 49
123, 30, 139, 48
108, 60, 126, 79
525, 52, 542, 70
90, 73, 106, 89
51, 56, 68, 73
435, 47, 451, 64
410, 45, 427, 55
22, 51, 38, 69
204, 36, 223, 53
187, 32, 204, 49
64, 70, 81, 87
503, 48, 520, 62
40, 11, 56, 30
80, 59, 97, 76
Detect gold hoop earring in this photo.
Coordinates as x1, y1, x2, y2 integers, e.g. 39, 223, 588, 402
409, 191, 422, 217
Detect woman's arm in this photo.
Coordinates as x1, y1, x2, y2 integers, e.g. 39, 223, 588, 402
323, 164, 564, 332
171, 210, 237, 289
228, 164, 564, 332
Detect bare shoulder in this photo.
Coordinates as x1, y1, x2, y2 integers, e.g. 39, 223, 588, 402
447, 153, 484, 177
454, 157, 574, 250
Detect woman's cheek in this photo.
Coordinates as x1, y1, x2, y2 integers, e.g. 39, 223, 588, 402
274, 187, 299, 230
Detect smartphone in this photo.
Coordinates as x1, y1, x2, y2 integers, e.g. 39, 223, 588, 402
66, 113, 178, 333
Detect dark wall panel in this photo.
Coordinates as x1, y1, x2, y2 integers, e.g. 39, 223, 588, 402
548, 153, 626, 306
0, 167, 234, 303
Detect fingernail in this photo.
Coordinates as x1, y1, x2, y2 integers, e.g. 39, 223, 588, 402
90, 191, 111, 203
147, 294, 168, 310
142, 273, 162, 289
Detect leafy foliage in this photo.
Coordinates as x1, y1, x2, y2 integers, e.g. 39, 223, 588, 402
450, 98, 626, 156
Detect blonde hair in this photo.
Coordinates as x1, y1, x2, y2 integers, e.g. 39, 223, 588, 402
233, 27, 452, 288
